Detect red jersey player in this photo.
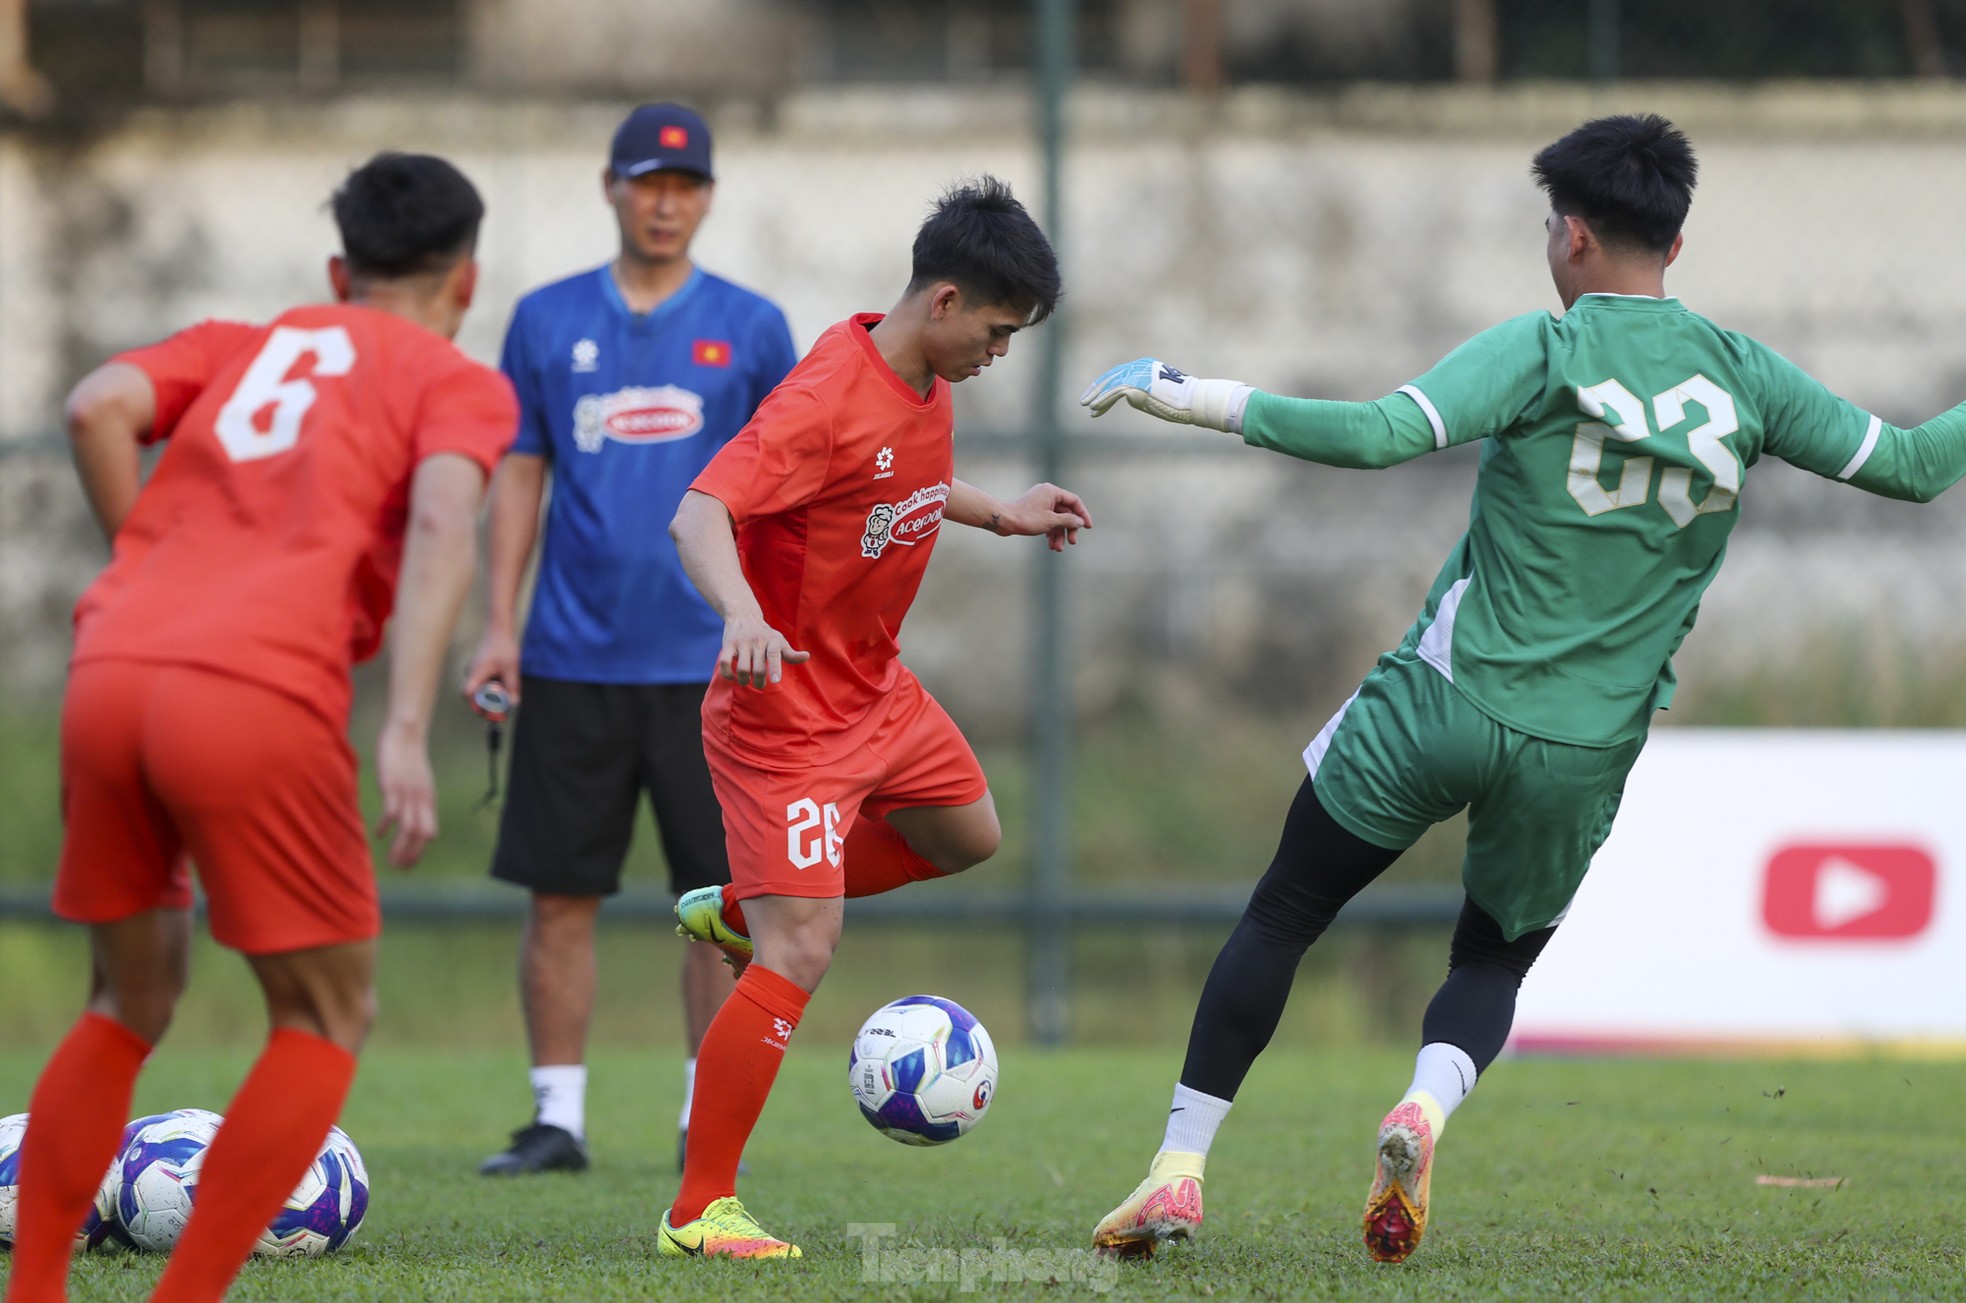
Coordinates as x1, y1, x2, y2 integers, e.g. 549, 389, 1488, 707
661, 177, 1088, 1259
4, 154, 515, 1303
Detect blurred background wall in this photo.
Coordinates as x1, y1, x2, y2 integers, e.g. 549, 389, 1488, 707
8, 0, 1966, 1046
9, 82, 1966, 722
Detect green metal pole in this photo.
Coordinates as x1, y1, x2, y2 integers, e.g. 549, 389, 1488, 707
1028, 0, 1074, 1047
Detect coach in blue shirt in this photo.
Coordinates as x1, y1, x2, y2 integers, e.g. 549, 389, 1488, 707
464, 102, 797, 1177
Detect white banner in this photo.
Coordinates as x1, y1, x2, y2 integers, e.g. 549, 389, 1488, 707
1512, 729, 1966, 1055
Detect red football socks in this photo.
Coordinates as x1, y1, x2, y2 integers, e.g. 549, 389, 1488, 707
3, 1012, 151, 1303
842, 816, 946, 898
150, 1028, 356, 1303
671, 965, 809, 1224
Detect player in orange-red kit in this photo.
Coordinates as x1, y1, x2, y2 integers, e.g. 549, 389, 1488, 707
660, 176, 1088, 1259
4, 153, 516, 1303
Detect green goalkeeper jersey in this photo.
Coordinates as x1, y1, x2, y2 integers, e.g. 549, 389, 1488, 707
1243, 292, 1966, 747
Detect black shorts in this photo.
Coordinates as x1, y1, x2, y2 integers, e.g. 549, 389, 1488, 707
490, 675, 729, 897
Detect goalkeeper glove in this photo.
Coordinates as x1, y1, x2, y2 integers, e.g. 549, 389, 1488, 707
1078, 358, 1253, 433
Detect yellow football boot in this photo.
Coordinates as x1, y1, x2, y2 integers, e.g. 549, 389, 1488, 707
1091, 1151, 1205, 1259
658, 1196, 800, 1260
674, 885, 753, 973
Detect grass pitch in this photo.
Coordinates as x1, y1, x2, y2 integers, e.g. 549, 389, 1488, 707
1, 1046, 1958, 1301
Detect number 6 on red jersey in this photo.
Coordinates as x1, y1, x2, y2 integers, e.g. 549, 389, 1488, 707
214, 326, 356, 463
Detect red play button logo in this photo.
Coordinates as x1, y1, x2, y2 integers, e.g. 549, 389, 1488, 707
1762, 844, 1937, 940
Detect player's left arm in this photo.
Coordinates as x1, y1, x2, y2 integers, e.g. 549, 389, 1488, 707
379, 361, 516, 864
1854, 407, 1966, 502
946, 479, 1091, 552
377, 452, 489, 869
1819, 405, 1966, 504
1081, 321, 1544, 470
1754, 342, 1966, 503
1078, 358, 1453, 469
64, 362, 156, 540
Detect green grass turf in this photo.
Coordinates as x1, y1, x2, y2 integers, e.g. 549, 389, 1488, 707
2, 1047, 1959, 1300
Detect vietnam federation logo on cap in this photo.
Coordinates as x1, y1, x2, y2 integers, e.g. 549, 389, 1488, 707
659, 125, 689, 149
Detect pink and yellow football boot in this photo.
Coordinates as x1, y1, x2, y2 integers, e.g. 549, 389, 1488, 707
1362, 1099, 1437, 1263
1091, 1151, 1204, 1259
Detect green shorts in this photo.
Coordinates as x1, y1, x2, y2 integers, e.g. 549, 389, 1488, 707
1306, 652, 1645, 941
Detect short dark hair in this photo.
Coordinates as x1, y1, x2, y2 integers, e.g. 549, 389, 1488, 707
331, 152, 485, 279
1531, 114, 1697, 254
907, 176, 1061, 325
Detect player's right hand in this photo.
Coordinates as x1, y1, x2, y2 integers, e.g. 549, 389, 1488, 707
461, 628, 522, 706
1078, 358, 1252, 433
374, 723, 439, 869
719, 613, 809, 690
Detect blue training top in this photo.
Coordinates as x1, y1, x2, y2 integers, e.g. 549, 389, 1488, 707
503, 265, 798, 684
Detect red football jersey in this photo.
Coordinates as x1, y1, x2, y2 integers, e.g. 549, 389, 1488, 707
72, 305, 517, 725
692, 313, 955, 764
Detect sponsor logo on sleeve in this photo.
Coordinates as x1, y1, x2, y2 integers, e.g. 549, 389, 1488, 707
572, 385, 706, 453
861, 482, 949, 559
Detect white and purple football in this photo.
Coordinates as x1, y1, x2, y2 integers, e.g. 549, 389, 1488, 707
849, 995, 998, 1146
0, 1112, 27, 1248
118, 1110, 221, 1252
252, 1124, 368, 1258
118, 1111, 368, 1257
0, 1110, 167, 1252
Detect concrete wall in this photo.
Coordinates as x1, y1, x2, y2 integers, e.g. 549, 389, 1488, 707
7, 84, 1966, 729
467, 0, 806, 98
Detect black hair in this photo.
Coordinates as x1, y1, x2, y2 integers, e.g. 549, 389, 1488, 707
1531, 114, 1698, 254
331, 152, 485, 279
906, 176, 1061, 325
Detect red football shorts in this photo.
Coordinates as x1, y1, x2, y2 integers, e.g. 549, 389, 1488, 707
55, 660, 379, 954
705, 670, 989, 903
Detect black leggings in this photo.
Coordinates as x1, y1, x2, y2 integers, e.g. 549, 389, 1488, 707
1178, 777, 1557, 1101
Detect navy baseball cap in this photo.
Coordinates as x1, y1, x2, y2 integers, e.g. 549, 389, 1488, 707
610, 103, 713, 181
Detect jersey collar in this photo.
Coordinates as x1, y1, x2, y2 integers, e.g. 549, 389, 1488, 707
1572, 292, 1683, 308
598, 263, 704, 328
851, 312, 942, 409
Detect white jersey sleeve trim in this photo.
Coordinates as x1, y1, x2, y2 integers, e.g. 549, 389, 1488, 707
1397, 384, 1449, 450
1836, 414, 1882, 481
1302, 690, 1361, 778
1415, 576, 1471, 683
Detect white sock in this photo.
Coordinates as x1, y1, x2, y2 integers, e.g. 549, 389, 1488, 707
530, 1064, 587, 1140
1404, 1042, 1478, 1124
680, 1057, 697, 1131
1161, 1083, 1233, 1158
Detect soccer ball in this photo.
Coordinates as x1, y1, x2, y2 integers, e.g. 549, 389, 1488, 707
253, 1125, 368, 1258
118, 1110, 221, 1252
85, 1112, 179, 1251
118, 1112, 368, 1257
0, 1111, 164, 1252
848, 995, 998, 1146
0, 1112, 25, 1248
